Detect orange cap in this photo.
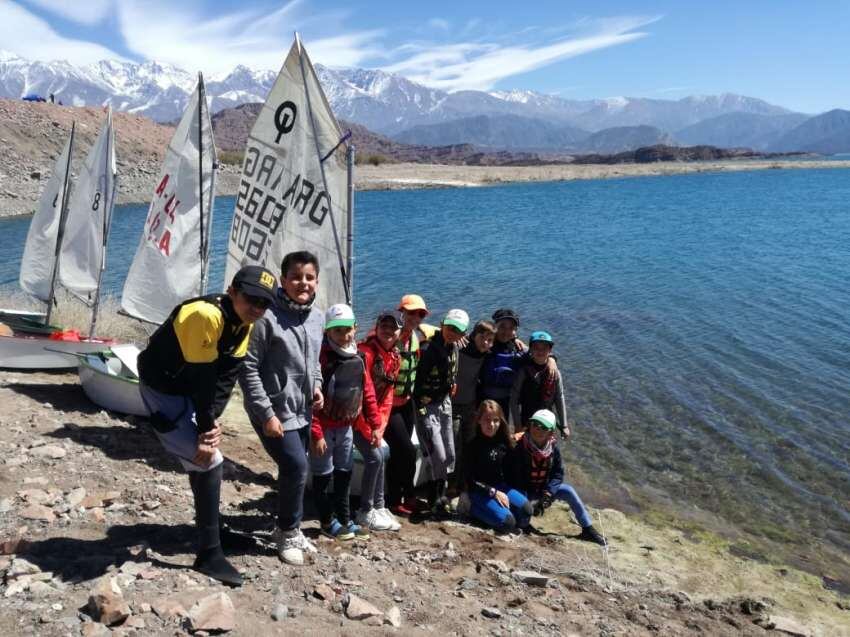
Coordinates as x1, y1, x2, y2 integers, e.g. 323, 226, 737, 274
398, 294, 429, 315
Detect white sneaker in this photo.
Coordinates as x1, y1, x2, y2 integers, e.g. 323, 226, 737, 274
274, 528, 316, 565
376, 508, 402, 531
357, 508, 393, 532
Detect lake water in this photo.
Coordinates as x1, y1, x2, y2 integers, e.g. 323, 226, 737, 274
1, 168, 849, 583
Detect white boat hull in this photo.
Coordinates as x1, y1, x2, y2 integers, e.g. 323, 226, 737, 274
76, 346, 149, 417
0, 335, 115, 370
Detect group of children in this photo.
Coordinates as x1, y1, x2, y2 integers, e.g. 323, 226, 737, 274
139, 250, 604, 587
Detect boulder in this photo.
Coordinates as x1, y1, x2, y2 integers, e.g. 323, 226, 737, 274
67, 487, 87, 507
20, 504, 55, 521
30, 445, 66, 459
482, 607, 502, 619
88, 577, 131, 626
512, 570, 551, 587
344, 594, 384, 622
187, 592, 235, 633
385, 606, 402, 628
152, 598, 186, 620
313, 583, 337, 602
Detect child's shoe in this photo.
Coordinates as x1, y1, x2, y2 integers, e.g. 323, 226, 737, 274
376, 508, 402, 531
390, 501, 414, 516
346, 520, 369, 539
578, 525, 607, 546
321, 519, 355, 541
356, 508, 393, 531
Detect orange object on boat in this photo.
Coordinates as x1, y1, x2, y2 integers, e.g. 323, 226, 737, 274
49, 329, 82, 342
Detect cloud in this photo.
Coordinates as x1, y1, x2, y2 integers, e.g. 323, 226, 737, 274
0, 0, 124, 64
383, 15, 660, 92
22, 0, 112, 25
428, 18, 449, 31
114, 0, 383, 74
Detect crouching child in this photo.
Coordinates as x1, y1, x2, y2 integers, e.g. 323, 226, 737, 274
463, 400, 533, 532
507, 409, 606, 545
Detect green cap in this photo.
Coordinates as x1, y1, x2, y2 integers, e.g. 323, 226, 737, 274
442, 308, 469, 333
325, 303, 356, 330
529, 409, 557, 431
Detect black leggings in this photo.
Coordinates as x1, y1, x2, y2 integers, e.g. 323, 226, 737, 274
384, 400, 418, 506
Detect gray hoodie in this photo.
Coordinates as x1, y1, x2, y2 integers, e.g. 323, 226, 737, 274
239, 300, 324, 432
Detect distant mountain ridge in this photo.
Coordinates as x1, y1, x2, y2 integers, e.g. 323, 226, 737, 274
4, 50, 850, 153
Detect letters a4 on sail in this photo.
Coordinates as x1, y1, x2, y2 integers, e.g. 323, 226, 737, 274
225, 38, 349, 312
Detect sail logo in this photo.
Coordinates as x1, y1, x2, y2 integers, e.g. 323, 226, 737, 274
274, 101, 297, 143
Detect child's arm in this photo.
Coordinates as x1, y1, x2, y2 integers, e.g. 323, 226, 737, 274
238, 317, 277, 430
413, 344, 436, 403
546, 446, 565, 496
360, 358, 383, 444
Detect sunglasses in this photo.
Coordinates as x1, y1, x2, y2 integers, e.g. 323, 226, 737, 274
242, 293, 271, 310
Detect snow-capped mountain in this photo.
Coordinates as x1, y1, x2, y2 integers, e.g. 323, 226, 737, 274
0, 50, 805, 148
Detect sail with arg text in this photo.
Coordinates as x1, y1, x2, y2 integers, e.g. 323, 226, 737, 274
224, 36, 351, 311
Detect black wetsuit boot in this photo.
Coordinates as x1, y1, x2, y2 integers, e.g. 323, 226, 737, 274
189, 465, 243, 586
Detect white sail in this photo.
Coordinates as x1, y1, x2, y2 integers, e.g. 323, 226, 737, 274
19, 132, 73, 302
59, 108, 117, 302
224, 36, 351, 311
121, 78, 216, 324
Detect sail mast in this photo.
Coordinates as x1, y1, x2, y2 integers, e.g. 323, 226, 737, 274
346, 144, 355, 306
45, 122, 75, 326
197, 72, 207, 295
295, 32, 351, 304
88, 108, 116, 338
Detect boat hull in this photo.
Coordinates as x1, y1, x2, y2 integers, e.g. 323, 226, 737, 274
0, 335, 114, 370
78, 356, 149, 417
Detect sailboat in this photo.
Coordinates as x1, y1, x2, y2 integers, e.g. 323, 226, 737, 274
69, 75, 216, 416
0, 109, 119, 369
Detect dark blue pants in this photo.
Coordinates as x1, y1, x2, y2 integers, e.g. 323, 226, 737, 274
253, 424, 309, 532
469, 487, 530, 531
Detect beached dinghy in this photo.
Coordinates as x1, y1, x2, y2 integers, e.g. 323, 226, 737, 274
74, 75, 217, 414
60, 344, 149, 416
0, 111, 118, 369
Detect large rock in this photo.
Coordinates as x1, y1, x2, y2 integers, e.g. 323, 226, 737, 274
20, 504, 55, 521
67, 487, 87, 507
88, 576, 131, 626
187, 592, 235, 633
761, 615, 811, 637
385, 606, 402, 628
0, 537, 31, 555
152, 598, 186, 620
512, 570, 551, 587
344, 594, 384, 622
31, 445, 66, 459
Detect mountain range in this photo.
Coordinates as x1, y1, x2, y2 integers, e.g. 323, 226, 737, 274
2, 50, 849, 154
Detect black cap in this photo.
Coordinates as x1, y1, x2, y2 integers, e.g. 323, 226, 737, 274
376, 309, 403, 328
492, 308, 519, 326
231, 265, 278, 303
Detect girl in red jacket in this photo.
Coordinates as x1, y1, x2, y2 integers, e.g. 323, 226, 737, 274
354, 310, 403, 532
310, 304, 381, 540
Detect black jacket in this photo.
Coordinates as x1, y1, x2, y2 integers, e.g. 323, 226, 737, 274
464, 434, 511, 495
413, 331, 459, 403
138, 294, 250, 432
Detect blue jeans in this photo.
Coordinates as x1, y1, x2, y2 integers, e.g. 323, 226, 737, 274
309, 427, 354, 475
469, 487, 531, 531
353, 431, 389, 512
253, 423, 309, 533
550, 483, 593, 528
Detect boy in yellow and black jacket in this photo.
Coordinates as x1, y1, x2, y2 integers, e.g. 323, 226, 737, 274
138, 265, 277, 586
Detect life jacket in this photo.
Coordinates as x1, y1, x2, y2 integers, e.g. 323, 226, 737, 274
519, 360, 557, 423
321, 348, 366, 423
393, 330, 420, 398
528, 453, 553, 494
416, 332, 459, 401
481, 341, 521, 394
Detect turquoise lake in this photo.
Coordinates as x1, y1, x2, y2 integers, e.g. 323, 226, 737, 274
1, 168, 849, 581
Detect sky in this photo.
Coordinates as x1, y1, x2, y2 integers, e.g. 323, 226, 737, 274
1, 0, 849, 113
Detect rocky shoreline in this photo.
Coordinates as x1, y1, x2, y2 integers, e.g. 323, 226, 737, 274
0, 370, 847, 636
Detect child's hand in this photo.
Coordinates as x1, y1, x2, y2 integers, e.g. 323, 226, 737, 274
311, 437, 327, 457
541, 492, 554, 510
546, 356, 558, 373
495, 490, 509, 508
263, 416, 284, 438
370, 430, 381, 447
559, 426, 570, 440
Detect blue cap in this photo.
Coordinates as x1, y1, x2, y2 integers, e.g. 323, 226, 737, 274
529, 331, 554, 346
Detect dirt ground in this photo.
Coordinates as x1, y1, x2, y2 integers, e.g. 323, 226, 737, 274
0, 370, 848, 636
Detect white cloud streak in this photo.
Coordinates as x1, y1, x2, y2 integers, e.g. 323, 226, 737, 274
22, 0, 112, 25
0, 0, 124, 64
384, 15, 660, 91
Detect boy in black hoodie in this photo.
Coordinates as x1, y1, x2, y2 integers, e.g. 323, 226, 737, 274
414, 308, 468, 513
